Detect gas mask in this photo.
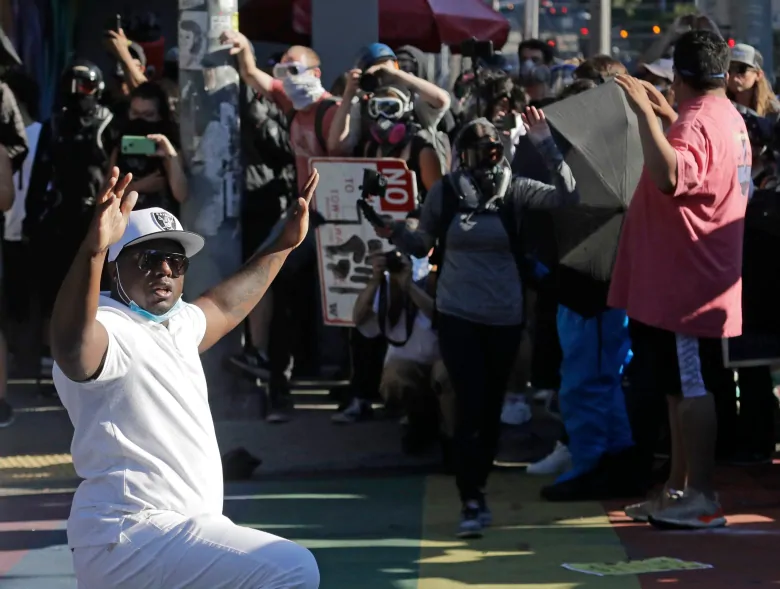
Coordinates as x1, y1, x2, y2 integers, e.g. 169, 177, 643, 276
470, 162, 512, 202
65, 93, 98, 115
367, 91, 413, 145
460, 136, 510, 201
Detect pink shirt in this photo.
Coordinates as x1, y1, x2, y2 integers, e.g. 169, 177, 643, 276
608, 95, 750, 338
268, 79, 338, 191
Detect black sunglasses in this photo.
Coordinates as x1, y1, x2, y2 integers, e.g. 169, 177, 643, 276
729, 63, 754, 75
135, 250, 189, 277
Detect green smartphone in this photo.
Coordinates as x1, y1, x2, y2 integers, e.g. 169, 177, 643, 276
121, 135, 157, 156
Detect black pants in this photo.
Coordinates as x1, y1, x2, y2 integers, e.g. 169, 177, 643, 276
267, 232, 319, 386
348, 329, 387, 402
736, 366, 776, 457
438, 313, 523, 503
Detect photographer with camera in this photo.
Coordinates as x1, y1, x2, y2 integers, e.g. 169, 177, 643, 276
376, 109, 577, 537
327, 44, 451, 202
352, 249, 453, 456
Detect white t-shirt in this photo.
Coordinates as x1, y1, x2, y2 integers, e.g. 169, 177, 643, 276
5, 122, 42, 241
357, 276, 440, 365
53, 296, 224, 548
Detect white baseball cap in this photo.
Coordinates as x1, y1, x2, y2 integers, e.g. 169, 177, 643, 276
641, 58, 674, 82
107, 207, 205, 262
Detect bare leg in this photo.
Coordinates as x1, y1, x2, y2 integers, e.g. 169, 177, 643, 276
247, 291, 273, 354
679, 393, 718, 498
666, 395, 687, 490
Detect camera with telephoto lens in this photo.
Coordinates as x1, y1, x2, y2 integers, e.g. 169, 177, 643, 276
384, 250, 405, 273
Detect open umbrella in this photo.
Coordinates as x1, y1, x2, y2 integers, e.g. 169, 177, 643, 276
0, 25, 22, 68
538, 79, 644, 284
239, 0, 509, 53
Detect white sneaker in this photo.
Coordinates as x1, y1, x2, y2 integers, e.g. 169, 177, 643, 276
526, 441, 572, 475
500, 394, 533, 426
331, 398, 373, 424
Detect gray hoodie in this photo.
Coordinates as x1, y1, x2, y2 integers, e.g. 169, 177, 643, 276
391, 130, 577, 326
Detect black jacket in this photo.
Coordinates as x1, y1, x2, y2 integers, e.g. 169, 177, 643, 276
241, 86, 295, 212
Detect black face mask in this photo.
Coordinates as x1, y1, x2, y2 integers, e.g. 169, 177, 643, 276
124, 118, 163, 137
65, 94, 98, 115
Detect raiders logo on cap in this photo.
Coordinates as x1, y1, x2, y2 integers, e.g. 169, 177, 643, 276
152, 211, 176, 231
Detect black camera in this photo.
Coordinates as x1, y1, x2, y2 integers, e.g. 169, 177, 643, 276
357, 169, 389, 228
359, 71, 380, 93
461, 38, 494, 61
360, 169, 387, 199
384, 250, 406, 273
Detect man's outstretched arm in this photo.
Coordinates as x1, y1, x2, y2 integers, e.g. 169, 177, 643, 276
50, 169, 137, 381
194, 171, 320, 353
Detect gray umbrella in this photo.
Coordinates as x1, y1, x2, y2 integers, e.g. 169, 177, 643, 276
0, 25, 21, 67
533, 79, 646, 285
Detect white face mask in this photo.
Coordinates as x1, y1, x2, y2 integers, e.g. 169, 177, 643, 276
283, 74, 325, 110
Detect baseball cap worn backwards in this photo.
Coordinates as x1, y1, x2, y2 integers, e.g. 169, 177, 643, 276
108, 208, 205, 262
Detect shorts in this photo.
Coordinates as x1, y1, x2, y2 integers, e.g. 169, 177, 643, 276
628, 319, 732, 399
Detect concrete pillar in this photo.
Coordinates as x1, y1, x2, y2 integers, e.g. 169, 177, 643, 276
524, 0, 539, 41
589, 0, 611, 57
730, 0, 774, 77
178, 0, 254, 417
311, 0, 379, 87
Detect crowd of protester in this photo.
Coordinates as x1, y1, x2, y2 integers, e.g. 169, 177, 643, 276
0, 13, 778, 543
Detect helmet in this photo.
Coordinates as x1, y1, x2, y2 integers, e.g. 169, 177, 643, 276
59, 60, 104, 114
356, 43, 397, 71
62, 60, 105, 98
455, 118, 505, 170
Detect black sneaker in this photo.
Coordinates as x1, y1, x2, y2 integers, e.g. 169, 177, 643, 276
0, 399, 14, 427
457, 501, 484, 538
229, 350, 271, 380
477, 496, 493, 527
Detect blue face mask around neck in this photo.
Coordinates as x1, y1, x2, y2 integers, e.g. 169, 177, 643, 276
129, 297, 186, 323
116, 262, 186, 324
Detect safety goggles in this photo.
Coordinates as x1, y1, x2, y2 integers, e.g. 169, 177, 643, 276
461, 141, 504, 169
272, 62, 314, 79
367, 96, 410, 120
134, 250, 189, 277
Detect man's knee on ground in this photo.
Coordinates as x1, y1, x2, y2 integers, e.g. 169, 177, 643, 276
250, 540, 320, 589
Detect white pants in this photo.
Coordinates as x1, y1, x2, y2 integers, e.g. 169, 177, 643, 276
72, 511, 320, 589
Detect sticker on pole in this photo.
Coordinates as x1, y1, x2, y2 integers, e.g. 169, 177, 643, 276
309, 157, 418, 326
562, 557, 713, 576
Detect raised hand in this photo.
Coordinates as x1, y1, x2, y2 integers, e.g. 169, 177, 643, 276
86, 167, 138, 255
277, 170, 319, 251
615, 74, 654, 116
146, 134, 177, 158
521, 106, 552, 143
637, 79, 677, 124
220, 30, 250, 56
